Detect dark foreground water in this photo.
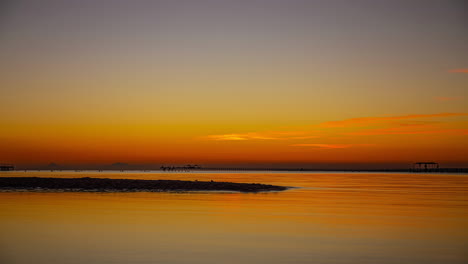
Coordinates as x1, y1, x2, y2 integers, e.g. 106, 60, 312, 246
1, 171, 467, 264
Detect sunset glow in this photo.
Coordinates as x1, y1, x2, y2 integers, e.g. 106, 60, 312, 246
0, 0, 466, 169
1, 2, 468, 264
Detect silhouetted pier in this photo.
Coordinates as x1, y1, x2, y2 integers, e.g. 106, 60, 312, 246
0, 164, 15, 171
411, 162, 439, 172
160, 164, 202, 171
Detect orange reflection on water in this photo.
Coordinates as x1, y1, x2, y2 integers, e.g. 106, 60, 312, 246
1, 172, 468, 264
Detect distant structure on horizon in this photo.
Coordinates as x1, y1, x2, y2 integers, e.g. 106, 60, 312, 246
161, 164, 202, 171
0, 164, 15, 171
411, 162, 439, 172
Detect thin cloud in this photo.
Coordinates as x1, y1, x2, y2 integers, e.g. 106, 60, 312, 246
203, 113, 468, 142
204, 130, 320, 141
206, 134, 249, 141
290, 144, 353, 149
205, 133, 279, 141
320, 113, 468, 128
449, 69, 468, 73
348, 127, 468, 136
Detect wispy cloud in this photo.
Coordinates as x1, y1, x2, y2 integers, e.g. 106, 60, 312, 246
202, 113, 468, 145
290, 144, 375, 149
320, 113, 468, 128
348, 127, 468, 136
206, 133, 278, 141
204, 131, 319, 141
290, 144, 353, 149
434, 96, 462, 102
206, 134, 249, 141
449, 69, 468, 73
300, 113, 468, 140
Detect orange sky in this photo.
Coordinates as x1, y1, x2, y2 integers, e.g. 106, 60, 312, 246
1, 112, 467, 168
0, 1, 467, 168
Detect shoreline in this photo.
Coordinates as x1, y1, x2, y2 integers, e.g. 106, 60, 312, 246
0, 177, 288, 193
2, 168, 467, 173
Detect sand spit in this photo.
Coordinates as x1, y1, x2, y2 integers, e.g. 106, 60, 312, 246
0, 177, 288, 193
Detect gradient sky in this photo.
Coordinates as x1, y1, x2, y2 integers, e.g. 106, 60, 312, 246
0, 0, 467, 168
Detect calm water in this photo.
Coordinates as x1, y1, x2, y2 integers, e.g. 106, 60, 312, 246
1, 171, 467, 264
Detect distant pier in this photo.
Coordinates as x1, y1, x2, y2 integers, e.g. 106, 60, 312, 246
160, 164, 202, 171
407, 162, 467, 173
0, 164, 15, 171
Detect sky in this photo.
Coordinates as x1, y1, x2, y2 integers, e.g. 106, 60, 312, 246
0, 0, 467, 169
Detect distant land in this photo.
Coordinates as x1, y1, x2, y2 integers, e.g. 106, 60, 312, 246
2, 162, 467, 173
0, 177, 288, 193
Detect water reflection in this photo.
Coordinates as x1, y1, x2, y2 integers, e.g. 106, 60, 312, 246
1, 172, 467, 264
